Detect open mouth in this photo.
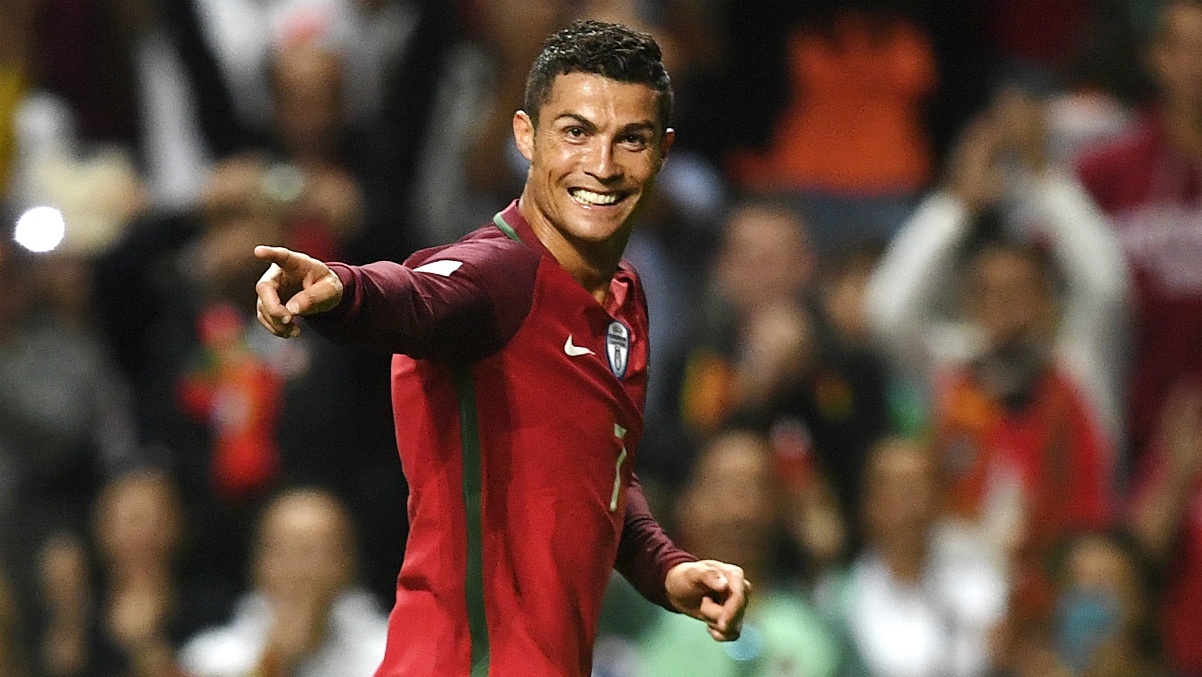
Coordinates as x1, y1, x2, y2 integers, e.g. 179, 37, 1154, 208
569, 188, 629, 207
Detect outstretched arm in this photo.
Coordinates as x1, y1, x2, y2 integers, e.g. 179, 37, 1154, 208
254, 245, 345, 338
252, 241, 541, 359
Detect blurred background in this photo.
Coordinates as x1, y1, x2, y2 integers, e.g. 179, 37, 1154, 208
1, 0, 1201, 676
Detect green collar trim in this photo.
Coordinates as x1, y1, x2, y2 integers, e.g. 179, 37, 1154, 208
492, 212, 521, 242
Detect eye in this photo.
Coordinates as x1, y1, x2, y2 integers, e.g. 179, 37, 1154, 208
565, 126, 586, 139
619, 133, 650, 150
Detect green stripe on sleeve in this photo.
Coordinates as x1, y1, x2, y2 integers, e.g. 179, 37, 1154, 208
492, 212, 521, 242
454, 365, 490, 677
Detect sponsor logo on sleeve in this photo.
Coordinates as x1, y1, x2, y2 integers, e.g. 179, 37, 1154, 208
412, 260, 463, 276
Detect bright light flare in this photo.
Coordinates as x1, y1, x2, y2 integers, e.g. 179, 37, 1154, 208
14, 206, 66, 253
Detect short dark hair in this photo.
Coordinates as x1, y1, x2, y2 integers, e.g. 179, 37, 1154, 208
524, 20, 673, 132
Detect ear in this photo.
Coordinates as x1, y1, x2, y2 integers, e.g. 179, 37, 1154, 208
658, 127, 676, 164
514, 110, 535, 162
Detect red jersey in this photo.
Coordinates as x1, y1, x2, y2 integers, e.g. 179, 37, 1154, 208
933, 366, 1113, 621
1077, 111, 1202, 455
309, 201, 696, 677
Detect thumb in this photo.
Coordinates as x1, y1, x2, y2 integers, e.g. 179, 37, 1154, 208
283, 270, 342, 316
285, 289, 320, 316
698, 566, 729, 594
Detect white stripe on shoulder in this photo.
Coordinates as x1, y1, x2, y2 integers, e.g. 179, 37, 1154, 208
412, 260, 464, 276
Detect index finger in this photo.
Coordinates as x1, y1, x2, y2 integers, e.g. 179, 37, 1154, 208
254, 245, 298, 268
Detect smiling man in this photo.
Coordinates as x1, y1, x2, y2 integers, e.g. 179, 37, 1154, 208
253, 20, 749, 677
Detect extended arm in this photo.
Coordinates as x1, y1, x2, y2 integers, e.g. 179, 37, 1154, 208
864, 190, 972, 374
1027, 170, 1131, 444
864, 117, 1007, 377
615, 476, 749, 641
253, 241, 539, 360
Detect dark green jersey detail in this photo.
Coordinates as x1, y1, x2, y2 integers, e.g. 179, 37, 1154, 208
455, 365, 490, 676
493, 212, 521, 242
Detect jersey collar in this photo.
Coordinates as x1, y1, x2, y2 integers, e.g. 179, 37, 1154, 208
493, 200, 554, 260
493, 199, 635, 316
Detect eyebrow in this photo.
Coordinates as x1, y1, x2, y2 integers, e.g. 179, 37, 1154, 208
554, 113, 597, 132
553, 113, 657, 136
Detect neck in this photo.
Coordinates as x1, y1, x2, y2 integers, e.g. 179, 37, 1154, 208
108, 560, 172, 590
1163, 99, 1202, 159
518, 194, 627, 304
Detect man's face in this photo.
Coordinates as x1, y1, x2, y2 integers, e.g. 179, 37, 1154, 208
717, 206, 811, 315
514, 72, 673, 248
1150, 3, 1202, 111
864, 441, 933, 545
678, 433, 775, 566
969, 249, 1053, 349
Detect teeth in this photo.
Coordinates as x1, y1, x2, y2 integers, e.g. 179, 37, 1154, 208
571, 189, 620, 206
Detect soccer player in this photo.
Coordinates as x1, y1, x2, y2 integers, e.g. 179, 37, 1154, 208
253, 20, 750, 677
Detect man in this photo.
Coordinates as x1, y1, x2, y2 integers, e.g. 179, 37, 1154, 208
253, 20, 749, 677
1076, 3, 1202, 672
179, 488, 388, 677
1078, 0, 1202, 459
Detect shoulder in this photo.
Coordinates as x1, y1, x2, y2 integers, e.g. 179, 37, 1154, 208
401, 226, 544, 298
405, 225, 542, 271
1076, 116, 1159, 197
177, 597, 268, 677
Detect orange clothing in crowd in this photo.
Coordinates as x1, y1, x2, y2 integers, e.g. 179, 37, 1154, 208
731, 13, 936, 194
934, 366, 1113, 619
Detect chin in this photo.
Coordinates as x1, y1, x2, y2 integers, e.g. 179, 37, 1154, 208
564, 212, 631, 243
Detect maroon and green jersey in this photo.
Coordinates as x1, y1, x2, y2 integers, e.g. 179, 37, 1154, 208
309, 201, 696, 677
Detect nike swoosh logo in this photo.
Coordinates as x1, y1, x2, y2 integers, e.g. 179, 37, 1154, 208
564, 335, 595, 357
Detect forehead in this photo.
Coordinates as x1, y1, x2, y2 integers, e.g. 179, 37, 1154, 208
539, 72, 661, 126
976, 250, 1042, 280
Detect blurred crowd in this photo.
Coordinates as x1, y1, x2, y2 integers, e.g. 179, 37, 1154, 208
0, 0, 1201, 676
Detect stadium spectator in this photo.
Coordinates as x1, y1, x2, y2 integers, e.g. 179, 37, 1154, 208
608, 429, 858, 677
36, 535, 89, 677
0, 218, 149, 674
92, 155, 368, 610
679, 200, 891, 556
34, 472, 195, 677
1075, 5, 1202, 669
402, 0, 565, 250
1000, 531, 1163, 677
728, 6, 935, 196
722, 1, 937, 254
1128, 378, 1202, 675
676, 200, 812, 480
819, 437, 1007, 677
179, 488, 387, 677
1077, 0, 1202, 464
90, 471, 198, 677
866, 92, 1125, 629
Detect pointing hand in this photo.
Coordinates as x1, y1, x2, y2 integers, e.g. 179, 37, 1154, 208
254, 245, 344, 338
665, 560, 751, 641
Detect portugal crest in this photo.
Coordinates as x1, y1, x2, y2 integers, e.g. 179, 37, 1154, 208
605, 321, 630, 379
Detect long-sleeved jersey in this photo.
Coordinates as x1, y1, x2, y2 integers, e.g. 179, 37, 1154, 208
308, 200, 696, 677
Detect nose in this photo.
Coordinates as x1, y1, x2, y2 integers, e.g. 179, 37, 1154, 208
583, 140, 622, 184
